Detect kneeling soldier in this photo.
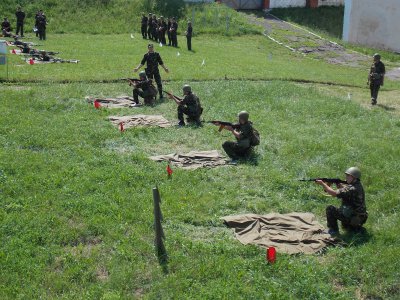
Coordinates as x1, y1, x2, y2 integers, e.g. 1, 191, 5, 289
170, 84, 203, 126
222, 111, 255, 163
132, 71, 157, 106
316, 167, 368, 236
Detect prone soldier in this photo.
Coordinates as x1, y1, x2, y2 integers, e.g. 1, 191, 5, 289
316, 167, 368, 236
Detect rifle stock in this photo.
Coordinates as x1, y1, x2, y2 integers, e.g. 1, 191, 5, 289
299, 178, 347, 184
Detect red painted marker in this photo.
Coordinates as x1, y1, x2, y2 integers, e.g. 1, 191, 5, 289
12, 49, 16, 54
119, 122, 124, 132
167, 164, 173, 178
94, 100, 101, 109
266, 247, 276, 264
29, 58, 34, 65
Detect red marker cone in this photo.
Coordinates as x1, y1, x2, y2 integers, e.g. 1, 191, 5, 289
266, 247, 276, 264
93, 100, 101, 109
167, 164, 173, 178
29, 58, 34, 65
119, 122, 124, 132
12, 49, 16, 54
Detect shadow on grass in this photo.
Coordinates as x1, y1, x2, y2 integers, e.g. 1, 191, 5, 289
157, 245, 169, 274
340, 227, 372, 247
240, 148, 260, 166
377, 104, 396, 111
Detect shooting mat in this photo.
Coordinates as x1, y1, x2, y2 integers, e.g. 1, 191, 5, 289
85, 96, 137, 108
222, 212, 337, 254
150, 150, 228, 170
109, 115, 171, 129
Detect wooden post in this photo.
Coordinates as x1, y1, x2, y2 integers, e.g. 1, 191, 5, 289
153, 187, 166, 259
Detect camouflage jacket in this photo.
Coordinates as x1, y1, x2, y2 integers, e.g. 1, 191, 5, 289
369, 61, 385, 84
336, 180, 367, 216
181, 93, 202, 115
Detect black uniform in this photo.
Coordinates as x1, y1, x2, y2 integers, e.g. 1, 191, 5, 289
186, 24, 192, 51
37, 14, 47, 40
326, 180, 368, 232
152, 19, 158, 42
141, 15, 148, 38
140, 52, 165, 98
159, 21, 167, 45
147, 15, 153, 40
178, 93, 202, 125
170, 21, 178, 47
133, 79, 157, 106
167, 20, 172, 46
222, 122, 253, 160
369, 60, 385, 105
16, 9, 26, 36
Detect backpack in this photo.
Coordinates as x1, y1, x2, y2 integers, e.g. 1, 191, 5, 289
250, 128, 260, 146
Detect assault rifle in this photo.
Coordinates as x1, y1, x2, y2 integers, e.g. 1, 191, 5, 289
208, 121, 241, 132
299, 178, 347, 184
120, 78, 141, 86
162, 90, 182, 101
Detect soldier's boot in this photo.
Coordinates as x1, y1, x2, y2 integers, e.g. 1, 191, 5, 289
371, 98, 377, 105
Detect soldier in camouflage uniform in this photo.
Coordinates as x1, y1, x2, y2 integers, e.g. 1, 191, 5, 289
222, 111, 254, 163
131, 71, 157, 106
368, 53, 385, 105
316, 167, 368, 236
168, 84, 203, 126
133, 44, 169, 99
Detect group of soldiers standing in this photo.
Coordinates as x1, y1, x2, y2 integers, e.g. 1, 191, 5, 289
1, 7, 47, 40
140, 13, 193, 51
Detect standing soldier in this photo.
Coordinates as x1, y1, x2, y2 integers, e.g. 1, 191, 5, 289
131, 71, 157, 106
167, 18, 172, 46
221, 111, 256, 163
15, 7, 26, 37
133, 44, 169, 100
141, 13, 148, 39
185, 21, 193, 51
152, 15, 158, 42
36, 11, 47, 40
170, 17, 178, 47
167, 85, 203, 126
147, 13, 153, 40
316, 167, 368, 236
34, 10, 40, 37
368, 53, 385, 105
159, 16, 167, 45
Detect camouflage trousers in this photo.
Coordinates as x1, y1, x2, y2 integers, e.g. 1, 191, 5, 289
326, 205, 367, 231
177, 106, 200, 124
222, 139, 251, 160
370, 82, 381, 104
133, 89, 154, 106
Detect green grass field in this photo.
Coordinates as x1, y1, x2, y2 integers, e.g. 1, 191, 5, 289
1, 3, 400, 300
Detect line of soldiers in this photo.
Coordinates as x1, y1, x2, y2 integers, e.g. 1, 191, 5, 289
141, 13, 178, 47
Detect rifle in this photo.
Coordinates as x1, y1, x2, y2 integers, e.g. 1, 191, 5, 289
162, 90, 182, 101
299, 178, 347, 184
120, 78, 141, 86
208, 121, 241, 132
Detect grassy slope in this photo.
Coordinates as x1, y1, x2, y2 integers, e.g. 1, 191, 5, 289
1, 3, 400, 300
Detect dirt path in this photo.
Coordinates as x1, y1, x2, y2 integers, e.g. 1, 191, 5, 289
247, 12, 400, 81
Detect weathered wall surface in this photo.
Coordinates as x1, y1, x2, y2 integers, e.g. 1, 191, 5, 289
343, 0, 400, 52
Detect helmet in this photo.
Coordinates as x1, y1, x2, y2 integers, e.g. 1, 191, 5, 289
345, 167, 361, 179
182, 84, 191, 93
238, 111, 249, 121
373, 53, 381, 60
139, 71, 147, 78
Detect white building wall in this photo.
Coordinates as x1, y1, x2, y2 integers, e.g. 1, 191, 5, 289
269, 0, 306, 8
318, 0, 344, 6
343, 0, 400, 52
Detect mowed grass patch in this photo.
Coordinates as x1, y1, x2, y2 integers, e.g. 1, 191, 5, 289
2, 33, 394, 89
1, 80, 400, 299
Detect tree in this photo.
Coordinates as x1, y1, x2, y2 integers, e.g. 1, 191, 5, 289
154, 0, 185, 19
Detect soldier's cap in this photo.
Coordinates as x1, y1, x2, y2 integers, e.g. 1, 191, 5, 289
188, 21, 192, 24
148, 44, 154, 48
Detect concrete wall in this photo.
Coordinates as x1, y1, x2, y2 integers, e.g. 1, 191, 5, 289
343, 0, 400, 52
267, 0, 342, 8
318, 0, 344, 6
